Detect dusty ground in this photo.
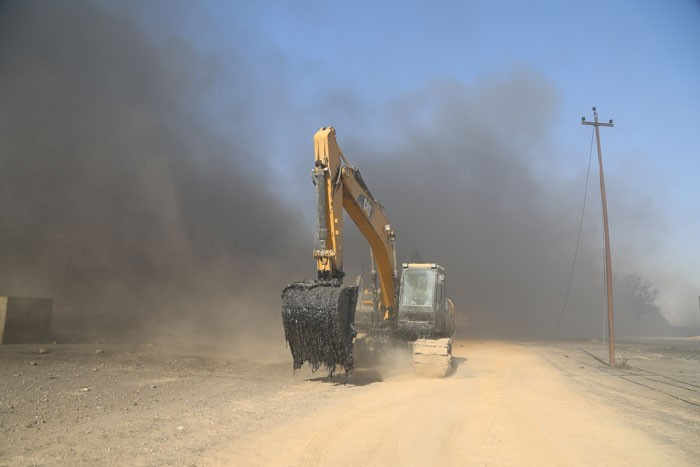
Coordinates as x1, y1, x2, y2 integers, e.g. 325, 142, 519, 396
1, 337, 698, 466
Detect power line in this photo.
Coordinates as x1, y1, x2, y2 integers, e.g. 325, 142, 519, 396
552, 128, 595, 338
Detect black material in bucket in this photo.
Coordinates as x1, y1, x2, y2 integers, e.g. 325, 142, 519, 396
281, 281, 358, 376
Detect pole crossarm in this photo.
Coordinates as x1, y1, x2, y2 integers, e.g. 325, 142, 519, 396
582, 121, 614, 127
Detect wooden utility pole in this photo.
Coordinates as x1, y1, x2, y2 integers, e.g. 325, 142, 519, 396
582, 107, 616, 367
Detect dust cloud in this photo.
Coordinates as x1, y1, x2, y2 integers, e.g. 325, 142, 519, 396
0, 1, 309, 346
336, 73, 673, 338
0, 1, 676, 346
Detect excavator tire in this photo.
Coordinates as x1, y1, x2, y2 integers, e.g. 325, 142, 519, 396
411, 338, 452, 377
281, 281, 358, 377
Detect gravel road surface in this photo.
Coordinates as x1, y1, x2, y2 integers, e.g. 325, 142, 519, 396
1, 338, 698, 466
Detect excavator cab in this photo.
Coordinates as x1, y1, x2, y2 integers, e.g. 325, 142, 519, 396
397, 264, 454, 339
398, 263, 455, 376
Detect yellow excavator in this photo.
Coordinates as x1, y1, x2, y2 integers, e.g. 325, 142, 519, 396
281, 127, 455, 377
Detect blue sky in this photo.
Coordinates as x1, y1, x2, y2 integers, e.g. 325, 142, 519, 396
136, 0, 699, 323
175, 0, 699, 212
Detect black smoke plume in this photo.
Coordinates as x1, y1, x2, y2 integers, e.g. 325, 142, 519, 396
335, 74, 671, 338
0, 2, 671, 344
0, 1, 309, 342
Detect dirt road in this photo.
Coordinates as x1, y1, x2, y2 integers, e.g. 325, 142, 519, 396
213, 340, 697, 466
1, 339, 698, 466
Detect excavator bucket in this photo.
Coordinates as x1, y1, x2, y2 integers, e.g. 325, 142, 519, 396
281, 281, 358, 376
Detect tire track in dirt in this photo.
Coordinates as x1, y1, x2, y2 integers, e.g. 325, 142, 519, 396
294, 381, 450, 466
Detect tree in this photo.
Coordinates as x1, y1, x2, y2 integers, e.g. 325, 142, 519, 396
622, 273, 659, 317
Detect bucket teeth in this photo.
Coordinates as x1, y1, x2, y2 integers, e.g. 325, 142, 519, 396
281, 282, 358, 377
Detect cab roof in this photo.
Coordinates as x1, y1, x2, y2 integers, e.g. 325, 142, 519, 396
402, 263, 446, 273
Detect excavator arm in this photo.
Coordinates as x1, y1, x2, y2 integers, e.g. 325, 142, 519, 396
282, 127, 399, 376
312, 127, 397, 319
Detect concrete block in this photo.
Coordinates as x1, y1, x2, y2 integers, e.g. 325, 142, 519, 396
0, 296, 53, 344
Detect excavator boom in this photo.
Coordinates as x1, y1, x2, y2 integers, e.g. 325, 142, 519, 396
310, 127, 397, 315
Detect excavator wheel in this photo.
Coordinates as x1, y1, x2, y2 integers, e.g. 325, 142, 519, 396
281, 281, 358, 377
411, 338, 452, 377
